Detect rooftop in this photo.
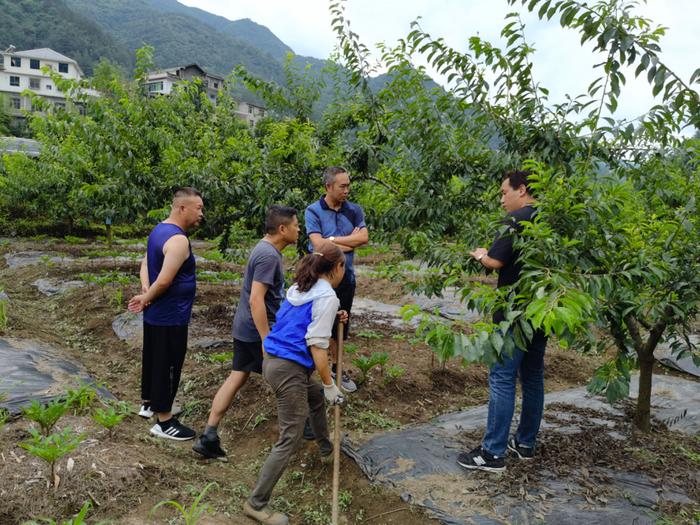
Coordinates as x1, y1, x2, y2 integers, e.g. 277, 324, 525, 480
0, 137, 41, 158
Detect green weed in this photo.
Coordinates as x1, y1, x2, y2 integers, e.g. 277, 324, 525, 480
351, 352, 391, 384
92, 400, 131, 438
0, 407, 8, 430
22, 399, 70, 436
109, 288, 123, 310
338, 489, 353, 511
252, 412, 269, 429
384, 365, 406, 384
202, 249, 225, 262
151, 482, 217, 525
209, 351, 233, 368
0, 288, 7, 332
352, 409, 400, 431
198, 270, 241, 283
356, 330, 382, 339
66, 383, 97, 415
343, 342, 358, 356
20, 427, 85, 484
355, 244, 391, 257
351, 355, 374, 384
84, 248, 136, 258
62, 235, 87, 244
22, 500, 108, 525
676, 444, 700, 464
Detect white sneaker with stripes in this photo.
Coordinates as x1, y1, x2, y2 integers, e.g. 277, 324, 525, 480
150, 418, 196, 441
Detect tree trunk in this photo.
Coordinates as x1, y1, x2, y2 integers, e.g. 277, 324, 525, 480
624, 313, 668, 433
634, 350, 654, 432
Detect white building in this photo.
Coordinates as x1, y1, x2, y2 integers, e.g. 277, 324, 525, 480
235, 101, 267, 127
145, 64, 224, 104
145, 63, 266, 126
0, 46, 84, 116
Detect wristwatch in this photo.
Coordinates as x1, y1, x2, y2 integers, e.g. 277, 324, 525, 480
329, 236, 336, 242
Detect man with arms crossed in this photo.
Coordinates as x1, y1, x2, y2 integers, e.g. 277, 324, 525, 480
128, 187, 204, 441
457, 170, 547, 472
305, 167, 368, 393
193, 206, 299, 459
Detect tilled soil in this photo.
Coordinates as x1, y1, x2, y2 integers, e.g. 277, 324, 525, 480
1, 238, 695, 524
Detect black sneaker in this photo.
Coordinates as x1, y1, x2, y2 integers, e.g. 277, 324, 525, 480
457, 446, 506, 473
150, 418, 195, 441
193, 434, 227, 460
507, 437, 535, 459
303, 418, 315, 441
331, 369, 357, 393
318, 437, 333, 457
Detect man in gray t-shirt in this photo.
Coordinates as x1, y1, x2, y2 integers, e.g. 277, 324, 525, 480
232, 240, 285, 343
193, 206, 299, 460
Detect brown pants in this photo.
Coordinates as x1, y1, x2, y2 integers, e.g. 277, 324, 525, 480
249, 356, 330, 510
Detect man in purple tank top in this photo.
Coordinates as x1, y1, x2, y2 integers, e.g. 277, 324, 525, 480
128, 187, 204, 441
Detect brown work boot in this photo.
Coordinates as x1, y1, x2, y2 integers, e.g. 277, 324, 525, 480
243, 501, 288, 525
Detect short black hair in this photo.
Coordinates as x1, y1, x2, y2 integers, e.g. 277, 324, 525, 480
265, 205, 297, 234
323, 166, 348, 187
173, 187, 202, 200
502, 170, 533, 195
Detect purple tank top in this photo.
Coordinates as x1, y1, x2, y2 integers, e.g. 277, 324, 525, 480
143, 223, 196, 326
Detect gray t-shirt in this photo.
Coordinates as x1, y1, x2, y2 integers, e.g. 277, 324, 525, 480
232, 240, 285, 342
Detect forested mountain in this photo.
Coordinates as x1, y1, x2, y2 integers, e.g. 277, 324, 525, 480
142, 0, 294, 60
63, 0, 286, 83
0, 0, 132, 75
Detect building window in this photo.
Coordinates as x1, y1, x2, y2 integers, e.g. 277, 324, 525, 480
10, 56, 21, 67
213, 82, 218, 89
46, 84, 52, 90
30, 78, 40, 89
55, 102, 66, 110
11, 97, 21, 110
248, 106, 253, 114
9, 76, 20, 87
30, 59, 40, 69
58, 62, 69, 73
147, 81, 164, 92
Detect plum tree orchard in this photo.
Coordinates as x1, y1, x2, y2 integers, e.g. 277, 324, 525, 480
327, 0, 700, 431
0, 0, 698, 432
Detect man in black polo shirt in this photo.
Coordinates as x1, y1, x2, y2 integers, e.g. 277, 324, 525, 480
457, 170, 547, 473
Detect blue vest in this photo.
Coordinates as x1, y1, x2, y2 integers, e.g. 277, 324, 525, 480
264, 300, 315, 369
143, 223, 196, 326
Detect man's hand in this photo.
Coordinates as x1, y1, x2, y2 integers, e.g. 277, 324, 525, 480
337, 309, 349, 323
323, 382, 346, 406
128, 294, 149, 313
470, 247, 488, 261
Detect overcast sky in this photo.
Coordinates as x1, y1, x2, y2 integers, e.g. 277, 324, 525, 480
182, 0, 699, 123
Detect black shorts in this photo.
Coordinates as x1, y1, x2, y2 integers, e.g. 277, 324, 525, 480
232, 338, 263, 374
332, 271, 355, 340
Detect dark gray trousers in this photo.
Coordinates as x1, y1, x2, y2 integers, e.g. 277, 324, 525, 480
249, 356, 330, 509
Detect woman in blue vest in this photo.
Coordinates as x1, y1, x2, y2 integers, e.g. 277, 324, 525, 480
243, 241, 347, 525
